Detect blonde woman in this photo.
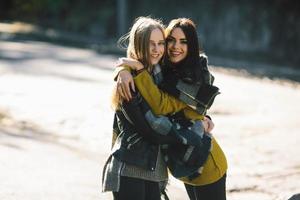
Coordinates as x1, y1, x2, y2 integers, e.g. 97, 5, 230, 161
102, 17, 169, 200
115, 18, 227, 200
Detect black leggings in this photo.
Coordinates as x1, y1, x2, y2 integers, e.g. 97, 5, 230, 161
113, 176, 161, 200
184, 174, 226, 200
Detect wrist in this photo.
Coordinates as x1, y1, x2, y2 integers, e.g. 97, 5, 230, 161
135, 62, 144, 71
136, 68, 145, 75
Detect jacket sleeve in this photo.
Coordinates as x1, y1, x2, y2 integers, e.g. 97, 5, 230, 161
120, 94, 179, 145
133, 70, 204, 120
113, 66, 132, 81
111, 113, 120, 148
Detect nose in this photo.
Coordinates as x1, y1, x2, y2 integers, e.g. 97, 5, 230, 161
152, 44, 158, 52
173, 40, 180, 48
169, 40, 179, 49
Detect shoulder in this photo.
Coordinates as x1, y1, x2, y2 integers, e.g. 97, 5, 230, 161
198, 53, 208, 68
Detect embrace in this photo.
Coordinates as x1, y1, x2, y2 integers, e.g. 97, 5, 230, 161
102, 16, 227, 200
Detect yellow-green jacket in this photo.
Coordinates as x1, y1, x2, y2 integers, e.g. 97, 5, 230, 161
115, 68, 228, 186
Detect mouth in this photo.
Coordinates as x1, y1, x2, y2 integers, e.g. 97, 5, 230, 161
151, 54, 160, 58
169, 51, 182, 57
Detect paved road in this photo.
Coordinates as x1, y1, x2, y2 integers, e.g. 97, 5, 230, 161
0, 40, 299, 200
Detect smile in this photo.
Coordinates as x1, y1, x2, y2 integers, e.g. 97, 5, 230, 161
151, 54, 160, 58
170, 51, 182, 57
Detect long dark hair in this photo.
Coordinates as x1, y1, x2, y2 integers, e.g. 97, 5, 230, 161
164, 18, 207, 84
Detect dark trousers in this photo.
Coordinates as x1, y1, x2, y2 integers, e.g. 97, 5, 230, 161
184, 174, 226, 200
113, 176, 161, 200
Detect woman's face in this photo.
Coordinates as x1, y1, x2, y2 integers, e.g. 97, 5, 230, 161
167, 27, 188, 63
149, 28, 165, 65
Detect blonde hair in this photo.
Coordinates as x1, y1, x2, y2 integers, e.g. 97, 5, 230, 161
111, 84, 121, 110
119, 16, 165, 72
112, 16, 165, 110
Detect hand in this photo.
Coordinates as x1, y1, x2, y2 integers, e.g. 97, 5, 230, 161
202, 116, 214, 133
117, 70, 135, 101
117, 57, 144, 70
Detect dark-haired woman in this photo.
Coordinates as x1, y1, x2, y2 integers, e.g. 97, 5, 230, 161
115, 18, 227, 200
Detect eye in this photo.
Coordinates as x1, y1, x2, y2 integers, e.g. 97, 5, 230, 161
166, 37, 175, 43
180, 40, 187, 44
158, 41, 165, 46
149, 41, 156, 47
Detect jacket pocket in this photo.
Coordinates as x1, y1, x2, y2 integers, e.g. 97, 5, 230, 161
126, 133, 143, 150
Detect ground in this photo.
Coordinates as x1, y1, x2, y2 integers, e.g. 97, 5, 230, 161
0, 40, 299, 200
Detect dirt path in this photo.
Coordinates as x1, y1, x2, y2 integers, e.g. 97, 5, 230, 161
0, 40, 299, 200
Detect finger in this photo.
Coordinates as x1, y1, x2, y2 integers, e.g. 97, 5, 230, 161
121, 84, 130, 101
130, 80, 135, 92
209, 120, 214, 131
207, 123, 211, 132
124, 82, 132, 100
206, 123, 210, 132
117, 83, 128, 101
206, 125, 210, 133
117, 84, 125, 99
208, 123, 214, 132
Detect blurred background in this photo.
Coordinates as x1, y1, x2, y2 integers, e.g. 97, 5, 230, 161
0, 1, 300, 200
1, 0, 299, 68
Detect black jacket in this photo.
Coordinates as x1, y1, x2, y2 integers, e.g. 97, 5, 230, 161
112, 92, 211, 179
112, 98, 179, 171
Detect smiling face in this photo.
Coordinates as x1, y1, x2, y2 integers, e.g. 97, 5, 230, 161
167, 27, 188, 63
149, 28, 165, 65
